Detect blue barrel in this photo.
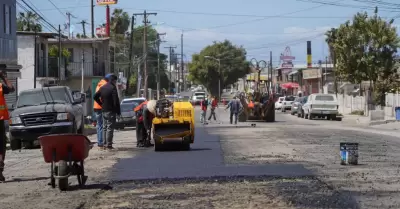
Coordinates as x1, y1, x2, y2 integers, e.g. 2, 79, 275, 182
340, 143, 359, 165
396, 107, 400, 120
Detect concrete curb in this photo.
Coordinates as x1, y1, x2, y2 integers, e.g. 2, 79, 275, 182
369, 120, 399, 126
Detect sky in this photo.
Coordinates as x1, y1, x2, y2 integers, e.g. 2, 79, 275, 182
20, 0, 400, 66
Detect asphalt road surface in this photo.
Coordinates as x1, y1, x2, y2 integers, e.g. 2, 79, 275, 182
2, 108, 400, 209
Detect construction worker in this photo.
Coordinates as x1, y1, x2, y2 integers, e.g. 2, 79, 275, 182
134, 100, 156, 147
93, 74, 121, 150
0, 71, 15, 182
93, 76, 109, 149
225, 96, 242, 125
208, 96, 218, 121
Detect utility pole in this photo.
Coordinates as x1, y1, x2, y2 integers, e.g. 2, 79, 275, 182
91, 0, 94, 38
78, 20, 88, 37
324, 56, 328, 89
133, 10, 157, 99
270, 51, 273, 94
180, 32, 184, 92
126, 16, 135, 96
156, 33, 166, 99
66, 12, 76, 38
81, 47, 85, 93
58, 25, 62, 83
164, 46, 176, 94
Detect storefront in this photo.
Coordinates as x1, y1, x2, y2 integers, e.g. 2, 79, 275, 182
302, 68, 322, 95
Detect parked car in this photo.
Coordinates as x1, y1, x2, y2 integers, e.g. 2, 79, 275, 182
281, 96, 296, 112
8, 86, 85, 150
296, 96, 308, 118
290, 97, 302, 115
121, 97, 146, 105
116, 102, 139, 129
302, 93, 339, 120
275, 97, 285, 110
191, 91, 206, 105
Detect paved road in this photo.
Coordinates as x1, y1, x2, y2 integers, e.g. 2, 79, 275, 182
2, 108, 400, 208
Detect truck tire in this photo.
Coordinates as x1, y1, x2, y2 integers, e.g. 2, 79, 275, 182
77, 118, 84, 134
58, 160, 69, 191
10, 136, 21, 151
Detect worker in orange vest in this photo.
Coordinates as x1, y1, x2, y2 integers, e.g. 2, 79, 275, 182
93, 76, 109, 149
0, 70, 15, 182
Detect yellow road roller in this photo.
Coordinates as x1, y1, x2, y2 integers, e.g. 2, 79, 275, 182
152, 99, 195, 151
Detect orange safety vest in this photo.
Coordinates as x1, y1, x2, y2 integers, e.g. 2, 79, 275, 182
248, 101, 254, 109
134, 100, 148, 112
0, 84, 9, 120
93, 79, 107, 110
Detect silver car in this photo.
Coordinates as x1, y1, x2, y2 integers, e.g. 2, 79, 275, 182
296, 96, 308, 118
116, 102, 138, 128
290, 97, 302, 115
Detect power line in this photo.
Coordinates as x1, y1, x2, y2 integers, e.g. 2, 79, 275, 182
296, 0, 400, 11
16, 1, 56, 32
47, 0, 67, 18
18, 0, 59, 32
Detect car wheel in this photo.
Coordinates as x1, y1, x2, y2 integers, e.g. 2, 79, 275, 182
297, 113, 301, 118
305, 113, 308, 119
326, 115, 331, 120
308, 113, 313, 120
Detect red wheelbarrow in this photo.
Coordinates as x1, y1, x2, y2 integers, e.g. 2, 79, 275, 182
39, 134, 93, 191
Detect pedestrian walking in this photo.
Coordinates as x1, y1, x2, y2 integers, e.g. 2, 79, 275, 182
93, 76, 108, 149
208, 96, 218, 121
0, 71, 15, 182
93, 74, 121, 150
225, 96, 242, 125
200, 97, 208, 124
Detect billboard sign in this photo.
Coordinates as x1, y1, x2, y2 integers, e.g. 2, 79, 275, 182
96, 27, 106, 37
96, 0, 118, 5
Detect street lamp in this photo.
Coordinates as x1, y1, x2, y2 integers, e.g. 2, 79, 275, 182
250, 58, 267, 92
204, 56, 221, 101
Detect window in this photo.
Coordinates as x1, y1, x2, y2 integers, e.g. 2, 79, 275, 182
67, 48, 74, 62
3, 4, 11, 34
315, 95, 335, 101
94, 48, 99, 63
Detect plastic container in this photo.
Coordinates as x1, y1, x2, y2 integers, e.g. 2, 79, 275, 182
395, 107, 400, 120
340, 142, 359, 165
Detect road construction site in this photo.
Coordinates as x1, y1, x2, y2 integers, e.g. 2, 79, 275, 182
1, 107, 400, 209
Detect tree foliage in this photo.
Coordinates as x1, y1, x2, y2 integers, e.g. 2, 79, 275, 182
188, 40, 249, 98
326, 8, 400, 105
17, 11, 42, 32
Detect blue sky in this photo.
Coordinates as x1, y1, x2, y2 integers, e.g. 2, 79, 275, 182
22, 0, 400, 66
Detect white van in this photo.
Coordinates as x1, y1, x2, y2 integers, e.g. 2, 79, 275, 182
302, 93, 339, 120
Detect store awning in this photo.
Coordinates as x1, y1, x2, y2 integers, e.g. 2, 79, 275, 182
281, 82, 299, 89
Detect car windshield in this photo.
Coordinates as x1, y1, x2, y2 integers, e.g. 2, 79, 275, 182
122, 99, 145, 104
315, 95, 335, 101
285, 96, 295, 101
17, 88, 70, 108
120, 103, 137, 112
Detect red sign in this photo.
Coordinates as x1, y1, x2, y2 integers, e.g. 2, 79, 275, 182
96, 0, 118, 5
96, 27, 106, 37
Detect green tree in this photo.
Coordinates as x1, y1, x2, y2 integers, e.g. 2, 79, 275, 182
48, 45, 72, 78
325, 28, 338, 94
188, 40, 249, 98
17, 11, 42, 32
111, 9, 130, 35
327, 8, 400, 105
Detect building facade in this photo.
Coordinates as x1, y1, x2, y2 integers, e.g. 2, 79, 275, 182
0, 0, 22, 109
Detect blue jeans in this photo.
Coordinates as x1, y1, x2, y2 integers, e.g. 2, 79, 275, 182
95, 111, 103, 146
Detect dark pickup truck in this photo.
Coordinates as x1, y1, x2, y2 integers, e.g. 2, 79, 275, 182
8, 86, 85, 150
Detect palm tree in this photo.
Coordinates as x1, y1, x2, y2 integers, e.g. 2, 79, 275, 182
110, 9, 130, 35
17, 11, 42, 32
325, 28, 338, 94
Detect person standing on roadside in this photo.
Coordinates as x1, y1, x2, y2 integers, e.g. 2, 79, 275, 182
93, 74, 121, 150
225, 96, 242, 125
208, 96, 218, 121
93, 76, 109, 149
200, 97, 208, 124
0, 71, 15, 182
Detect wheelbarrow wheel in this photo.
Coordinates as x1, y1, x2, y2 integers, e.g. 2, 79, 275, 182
58, 160, 69, 191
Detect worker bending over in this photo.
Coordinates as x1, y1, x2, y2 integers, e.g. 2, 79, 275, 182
135, 100, 156, 147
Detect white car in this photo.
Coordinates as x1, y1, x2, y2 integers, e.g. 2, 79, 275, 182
275, 97, 285, 110
302, 93, 339, 120
281, 96, 296, 112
